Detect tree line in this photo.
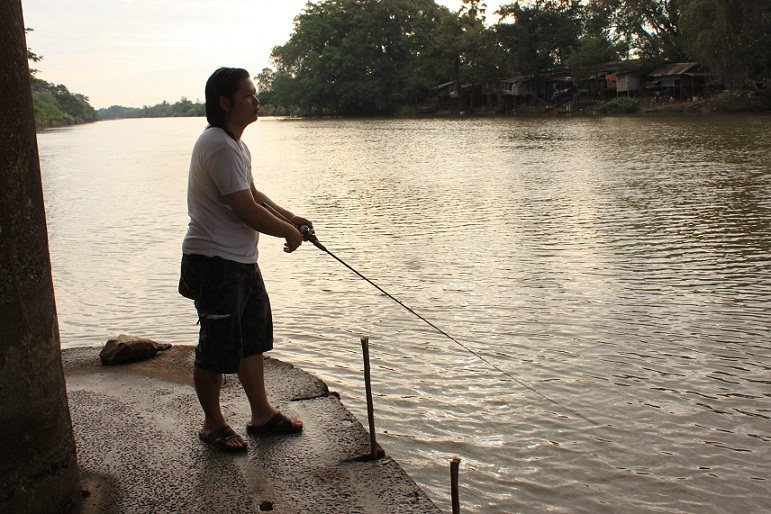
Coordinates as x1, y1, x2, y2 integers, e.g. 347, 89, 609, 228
26, 29, 203, 126
26, 32, 98, 128
257, 0, 770, 116
97, 99, 205, 120
31, 79, 99, 127
27, 1, 770, 121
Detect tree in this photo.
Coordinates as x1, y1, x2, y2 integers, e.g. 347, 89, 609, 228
270, 0, 461, 115
681, 0, 771, 90
454, 1, 510, 112
30, 79, 99, 126
97, 97, 204, 119
26, 37, 99, 127
1, 1, 82, 511
256, 67, 276, 96
588, 0, 685, 62
496, 2, 582, 76
460, 0, 487, 20
567, 34, 621, 77
262, 0, 768, 114
25, 28, 42, 76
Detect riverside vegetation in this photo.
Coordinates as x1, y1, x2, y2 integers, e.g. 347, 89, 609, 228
256, 0, 770, 116
27, 30, 97, 129
29, 1, 771, 123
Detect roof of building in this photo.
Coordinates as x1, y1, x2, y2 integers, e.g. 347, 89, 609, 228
649, 62, 700, 77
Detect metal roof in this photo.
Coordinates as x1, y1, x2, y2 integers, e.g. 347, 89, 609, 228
649, 62, 699, 77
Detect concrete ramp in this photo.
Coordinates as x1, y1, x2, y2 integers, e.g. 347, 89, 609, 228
62, 345, 440, 513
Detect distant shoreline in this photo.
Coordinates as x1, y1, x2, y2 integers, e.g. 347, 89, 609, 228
426, 91, 771, 118
43, 92, 771, 129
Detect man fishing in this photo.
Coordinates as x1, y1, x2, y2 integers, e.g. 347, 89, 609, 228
180, 67, 311, 452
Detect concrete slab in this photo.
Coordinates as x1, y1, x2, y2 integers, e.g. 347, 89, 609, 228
62, 345, 441, 514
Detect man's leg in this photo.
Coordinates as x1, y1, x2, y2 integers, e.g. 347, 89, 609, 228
184, 255, 248, 450
194, 365, 246, 449
239, 354, 302, 431
239, 265, 302, 432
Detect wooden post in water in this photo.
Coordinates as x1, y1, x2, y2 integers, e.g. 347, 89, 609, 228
360, 336, 379, 460
450, 457, 462, 514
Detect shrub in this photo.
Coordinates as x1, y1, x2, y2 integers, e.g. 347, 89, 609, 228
599, 97, 641, 113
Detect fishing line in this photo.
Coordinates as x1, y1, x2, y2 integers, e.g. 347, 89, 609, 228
263, 203, 598, 425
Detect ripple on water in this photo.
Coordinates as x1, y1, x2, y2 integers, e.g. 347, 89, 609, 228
42, 116, 771, 513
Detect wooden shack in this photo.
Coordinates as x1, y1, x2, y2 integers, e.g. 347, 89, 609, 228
646, 62, 715, 100
616, 71, 641, 96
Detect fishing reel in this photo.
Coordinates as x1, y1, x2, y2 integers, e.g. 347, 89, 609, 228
299, 224, 326, 251
299, 225, 315, 241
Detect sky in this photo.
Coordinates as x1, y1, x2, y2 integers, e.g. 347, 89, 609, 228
22, 0, 506, 109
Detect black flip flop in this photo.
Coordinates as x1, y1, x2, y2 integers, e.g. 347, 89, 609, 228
199, 425, 248, 452
246, 412, 303, 435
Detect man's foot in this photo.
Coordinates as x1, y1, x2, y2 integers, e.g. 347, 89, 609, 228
246, 412, 303, 436
199, 425, 248, 452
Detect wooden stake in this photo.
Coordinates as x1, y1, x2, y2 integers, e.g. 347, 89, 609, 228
451, 457, 461, 514
361, 336, 379, 460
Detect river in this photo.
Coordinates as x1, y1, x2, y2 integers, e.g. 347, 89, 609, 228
38, 115, 771, 513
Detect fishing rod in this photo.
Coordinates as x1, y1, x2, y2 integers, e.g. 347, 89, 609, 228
263, 203, 598, 425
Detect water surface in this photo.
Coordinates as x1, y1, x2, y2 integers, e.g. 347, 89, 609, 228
39, 115, 771, 513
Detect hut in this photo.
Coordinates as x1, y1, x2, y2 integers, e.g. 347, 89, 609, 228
616, 71, 642, 97
646, 62, 716, 100
500, 75, 540, 109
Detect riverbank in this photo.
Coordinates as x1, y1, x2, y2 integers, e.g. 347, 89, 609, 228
426, 90, 771, 117
627, 90, 771, 115
62, 345, 440, 513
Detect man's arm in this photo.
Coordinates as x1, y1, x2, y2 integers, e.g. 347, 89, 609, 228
250, 184, 313, 229
223, 187, 303, 252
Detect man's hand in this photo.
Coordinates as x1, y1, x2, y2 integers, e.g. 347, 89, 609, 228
284, 227, 303, 253
291, 215, 313, 231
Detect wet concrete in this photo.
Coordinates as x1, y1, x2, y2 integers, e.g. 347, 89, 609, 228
62, 345, 441, 513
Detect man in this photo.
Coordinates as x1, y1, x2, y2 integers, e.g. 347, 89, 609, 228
181, 67, 310, 452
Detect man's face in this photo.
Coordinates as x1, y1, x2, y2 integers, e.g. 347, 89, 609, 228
225, 78, 259, 127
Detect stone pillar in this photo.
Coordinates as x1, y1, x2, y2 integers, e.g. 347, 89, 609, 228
0, 1, 82, 512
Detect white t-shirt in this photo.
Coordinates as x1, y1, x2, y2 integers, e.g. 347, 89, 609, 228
182, 126, 260, 263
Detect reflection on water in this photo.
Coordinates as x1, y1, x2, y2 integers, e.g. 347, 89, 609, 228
39, 115, 771, 513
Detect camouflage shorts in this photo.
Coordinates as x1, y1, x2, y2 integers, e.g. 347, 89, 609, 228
181, 254, 273, 373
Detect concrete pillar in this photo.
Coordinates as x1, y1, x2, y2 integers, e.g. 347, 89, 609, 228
0, 1, 82, 512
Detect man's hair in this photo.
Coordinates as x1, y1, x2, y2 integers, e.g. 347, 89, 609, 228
205, 67, 250, 127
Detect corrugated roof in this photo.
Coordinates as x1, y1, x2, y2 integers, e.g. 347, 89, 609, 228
502, 75, 533, 84
649, 62, 698, 77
